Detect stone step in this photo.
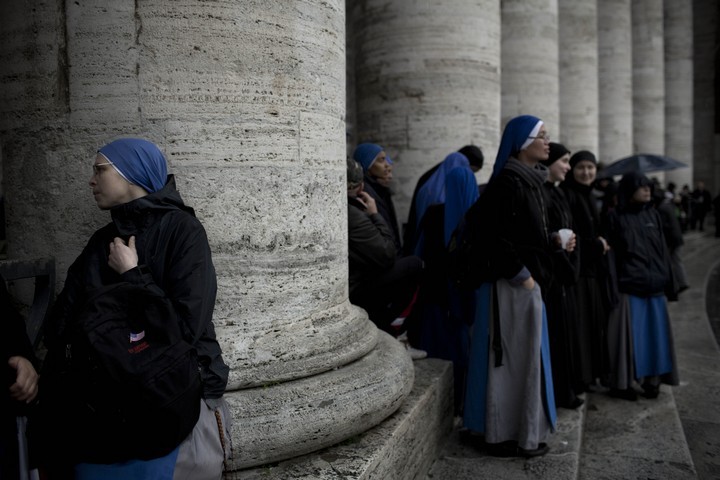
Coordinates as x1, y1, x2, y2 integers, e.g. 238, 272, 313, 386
579, 387, 696, 479
224, 358, 454, 479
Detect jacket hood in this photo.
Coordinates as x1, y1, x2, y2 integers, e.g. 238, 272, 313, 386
111, 175, 195, 235
618, 171, 652, 210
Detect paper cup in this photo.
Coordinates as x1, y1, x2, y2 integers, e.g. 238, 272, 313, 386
559, 228, 573, 249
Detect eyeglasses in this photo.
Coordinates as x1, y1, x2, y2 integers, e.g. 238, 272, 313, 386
530, 133, 550, 143
92, 162, 113, 176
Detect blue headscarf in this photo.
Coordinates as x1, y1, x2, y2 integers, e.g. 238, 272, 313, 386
491, 115, 543, 180
444, 167, 479, 246
415, 152, 470, 228
98, 138, 168, 193
352, 143, 393, 172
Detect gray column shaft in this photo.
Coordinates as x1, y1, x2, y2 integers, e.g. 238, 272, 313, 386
632, 0, 665, 158
664, 0, 694, 188
598, 0, 633, 165
501, 0, 560, 138
558, 0, 599, 154
0, 0, 412, 470
351, 0, 501, 220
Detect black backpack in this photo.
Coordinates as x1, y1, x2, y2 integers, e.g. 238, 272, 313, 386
447, 198, 491, 291
37, 282, 202, 465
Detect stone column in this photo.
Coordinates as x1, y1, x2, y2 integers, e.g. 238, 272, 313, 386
0, 0, 413, 472
557, 0, 599, 154
632, 0, 665, 160
693, 0, 719, 192
501, 0, 560, 139
663, 0, 694, 189
598, 0, 633, 165
351, 0, 501, 220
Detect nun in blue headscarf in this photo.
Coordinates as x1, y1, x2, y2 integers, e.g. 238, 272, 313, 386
36, 138, 231, 479
411, 152, 471, 256
462, 115, 557, 457
352, 142, 402, 253
411, 166, 478, 415
97, 138, 168, 193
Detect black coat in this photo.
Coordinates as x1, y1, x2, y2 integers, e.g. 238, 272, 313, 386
2, 276, 37, 417
543, 183, 579, 287
364, 176, 402, 254
607, 203, 672, 297
467, 159, 554, 294
45, 176, 228, 398
347, 196, 396, 297
562, 179, 606, 278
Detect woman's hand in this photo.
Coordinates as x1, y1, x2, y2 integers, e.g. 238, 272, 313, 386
565, 233, 577, 252
8, 356, 38, 403
522, 276, 535, 290
108, 236, 138, 274
598, 236, 610, 254
356, 191, 378, 215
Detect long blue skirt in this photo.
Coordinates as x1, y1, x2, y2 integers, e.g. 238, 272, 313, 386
629, 294, 673, 378
75, 446, 180, 480
463, 282, 556, 436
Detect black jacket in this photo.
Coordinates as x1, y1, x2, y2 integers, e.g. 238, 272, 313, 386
543, 183, 580, 287
364, 176, 402, 254
562, 178, 606, 278
347, 196, 396, 297
45, 176, 228, 398
607, 203, 672, 297
467, 159, 554, 294
2, 276, 37, 418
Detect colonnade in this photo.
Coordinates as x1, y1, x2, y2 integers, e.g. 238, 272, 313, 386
0, 0, 715, 474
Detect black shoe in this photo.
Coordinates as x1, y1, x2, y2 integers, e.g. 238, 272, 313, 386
568, 396, 585, 409
459, 429, 485, 448
486, 440, 520, 457
641, 384, 660, 399
609, 387, 637, 401
519, 442, 550, 458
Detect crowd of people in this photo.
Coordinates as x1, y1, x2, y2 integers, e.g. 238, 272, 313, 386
2, 127, 717, 477
346, 114, 714, 458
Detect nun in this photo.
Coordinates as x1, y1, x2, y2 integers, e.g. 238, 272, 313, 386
605, 172, 679, 400
34, 138, 230, 479
352, 143, 402, 254
462, 115, 559, 457
540, 143, 584, 409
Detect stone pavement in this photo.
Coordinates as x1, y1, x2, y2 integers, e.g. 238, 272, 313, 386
426, 229, 720, 480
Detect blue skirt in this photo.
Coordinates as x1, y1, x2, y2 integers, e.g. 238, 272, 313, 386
463, 282, 556, 434
75, 446, 180, 480
629, 294, 674, 378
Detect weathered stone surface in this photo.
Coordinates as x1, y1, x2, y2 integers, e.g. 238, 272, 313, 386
225, 358, 452, 479
598, 0, 633, 165
558, 0, 599, 154
224, 332, 415, 471
1, 0, 414, 468
350, 0, 501, 219
501, 0, 559, 134
427, 400, 583, 480
632, 0, 665, 157
663, 1, 694, 189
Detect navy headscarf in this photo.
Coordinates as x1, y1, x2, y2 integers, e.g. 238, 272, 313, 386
352, 143, 393, 173
414, 152, 470, 228
444, 167, 479, 246
491, 115, 543, 180
98, 138, 168, 193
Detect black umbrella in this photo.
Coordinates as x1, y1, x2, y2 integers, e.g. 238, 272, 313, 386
598, 153, 688, 178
